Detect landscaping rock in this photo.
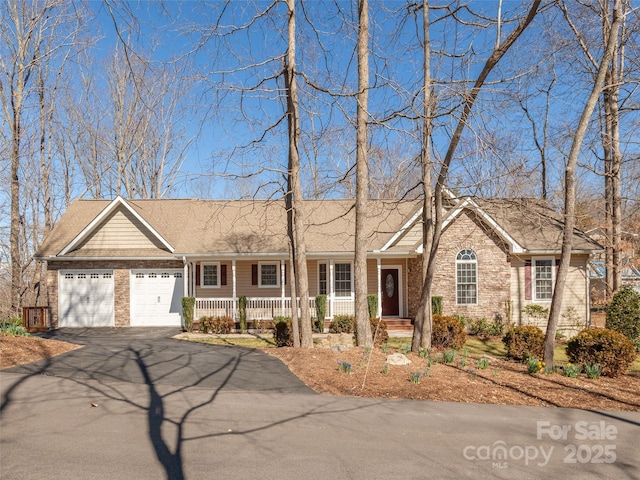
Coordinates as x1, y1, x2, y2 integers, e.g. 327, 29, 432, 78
386, 353, 411, 365
316, 333, 354, 350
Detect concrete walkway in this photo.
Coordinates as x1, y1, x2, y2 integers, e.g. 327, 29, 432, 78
1, 328, 638, 480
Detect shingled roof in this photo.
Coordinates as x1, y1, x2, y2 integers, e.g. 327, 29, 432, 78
35, 197, 422, 259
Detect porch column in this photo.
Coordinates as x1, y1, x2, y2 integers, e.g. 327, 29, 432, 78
281, 260, 286, 317
377, 257, 382, 319
329, 259, 335, 319
232, 259, 237, 321
183, 261, 189, 297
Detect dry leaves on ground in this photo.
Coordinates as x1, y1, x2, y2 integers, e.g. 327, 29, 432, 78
264, 346, 640, 412
0, 335, 81, 369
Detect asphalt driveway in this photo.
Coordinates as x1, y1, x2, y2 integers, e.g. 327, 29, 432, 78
2, 329, 639, 480
3, 327, 313, 393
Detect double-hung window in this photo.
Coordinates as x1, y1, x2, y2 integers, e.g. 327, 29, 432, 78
201, 263, 219, 288
456, 249, 477, 305
533, 258, 554, 301
259, 262, 279, 288
334, 263, 352, 297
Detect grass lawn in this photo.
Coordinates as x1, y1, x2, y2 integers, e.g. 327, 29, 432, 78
182, 333, 640, 374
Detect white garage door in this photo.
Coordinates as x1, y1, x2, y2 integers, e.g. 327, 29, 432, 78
130, 270, 184, 326
59, 270, 115, 327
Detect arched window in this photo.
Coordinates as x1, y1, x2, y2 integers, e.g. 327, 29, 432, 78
456, 249, 477, 305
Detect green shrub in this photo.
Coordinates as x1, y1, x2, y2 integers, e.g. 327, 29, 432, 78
367, 318, 388, 346
181, 297, 195, 333
273, 317, 293, 347
431, 296, 443, 315
502, 325, 545, 361
526, 356, 544, 374
562, 363, 581, 378
198, 316, 210, 333
238, 296, 248, 333
566, 328, 637, 378
0, 318, 30, 337
584, 363, 601, 380
467, 317, 504, 338
315, 295, 327, 333
442, 350, 456, 364
330, 315, 354, 333
606, 286, 640, 350
432, 314, 466, 350
367, 294, 378, 319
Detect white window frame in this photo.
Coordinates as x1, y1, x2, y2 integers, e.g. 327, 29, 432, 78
455, 249, 478, 306
333, 262, 353, 298
259, 261, 280, 288
533, 257, 555, 302
200, 262, 220, 288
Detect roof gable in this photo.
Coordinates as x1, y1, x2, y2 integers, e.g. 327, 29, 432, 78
59, 197, 174, 256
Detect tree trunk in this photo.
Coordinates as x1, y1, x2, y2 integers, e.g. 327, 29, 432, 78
412, 0, 433, 352
285, 0, 312, 348
544, 0, 622, 367
354, 0, 372, 347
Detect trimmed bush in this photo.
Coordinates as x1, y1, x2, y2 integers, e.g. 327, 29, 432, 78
238, 296, 248, 333
606, 286, 640, 350
330, 315, 354, 334
566, 328, 637, 377
367, 294, 378, 319
199, 316, 234, 334
315, 295, 327, 333
432, 314, 466, 350
502, 325, 545, 361
431, 296, 443, 315
273, 317, 293, 347
181, 297, 195, 332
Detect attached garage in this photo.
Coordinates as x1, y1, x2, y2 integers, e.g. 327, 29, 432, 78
58, 270, 115, 327
130, 269, 184, 326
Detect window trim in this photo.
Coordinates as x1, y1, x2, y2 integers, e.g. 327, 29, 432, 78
258, 261, 280, 288
533, 257, 555, 302
333, 262, 353, 298
455, 249, 478, 306
200, 262, 220, 288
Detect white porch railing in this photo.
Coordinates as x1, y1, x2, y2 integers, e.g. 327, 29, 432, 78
194, 296, 355, 321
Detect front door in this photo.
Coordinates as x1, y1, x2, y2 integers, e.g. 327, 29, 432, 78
381, 269, 399, 316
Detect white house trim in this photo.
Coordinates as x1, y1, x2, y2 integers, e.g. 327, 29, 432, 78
380, 207, 423, 252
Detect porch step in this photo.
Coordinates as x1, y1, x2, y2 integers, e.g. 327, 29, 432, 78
382, 318, 414, 332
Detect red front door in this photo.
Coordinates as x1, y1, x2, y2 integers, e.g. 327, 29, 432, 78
381, 269, 399, 316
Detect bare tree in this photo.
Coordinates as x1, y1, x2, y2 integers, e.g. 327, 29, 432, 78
284, 0, 312, 348
354, 0, 373, 347
0, 0, 81, 317
413, 0, 542, 351
544, 0, 623, 367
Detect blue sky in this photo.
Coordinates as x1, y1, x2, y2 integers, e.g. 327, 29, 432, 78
67, 1, 637, 204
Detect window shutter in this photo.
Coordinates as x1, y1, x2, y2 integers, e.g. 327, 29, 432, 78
195, 264, 201, 286
221, 264, 227, 286
555, 258, 561, 276
524, 260, 532, 300
252, 264, 258, 285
